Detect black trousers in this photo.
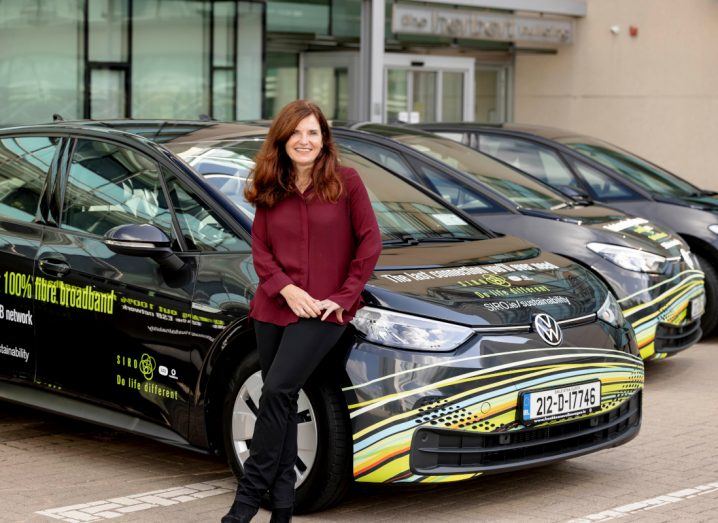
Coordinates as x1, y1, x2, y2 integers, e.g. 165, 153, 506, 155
234, 318, 347, 509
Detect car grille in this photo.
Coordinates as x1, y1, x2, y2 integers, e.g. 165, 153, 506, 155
410, 392, 641, 475
654, 319, 702, 354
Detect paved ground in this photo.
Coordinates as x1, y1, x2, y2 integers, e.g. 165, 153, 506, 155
2, 340, 718, 523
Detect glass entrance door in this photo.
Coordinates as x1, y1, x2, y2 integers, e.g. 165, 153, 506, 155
301, 52, 360, 120
384, 53, 474, 124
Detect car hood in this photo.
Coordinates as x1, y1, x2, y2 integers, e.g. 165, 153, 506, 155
363, 235, 606, 327
523, 205, 687, 257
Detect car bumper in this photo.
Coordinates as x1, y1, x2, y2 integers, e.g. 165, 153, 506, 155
616, 268, 706, 360
343, 323, 644, 484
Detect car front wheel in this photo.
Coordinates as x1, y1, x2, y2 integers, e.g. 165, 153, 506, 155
222, 354, 352, 513
697, 253, 718, 338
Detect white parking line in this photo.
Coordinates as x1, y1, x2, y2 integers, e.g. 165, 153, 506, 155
36, 477, 236, 522
568, 481, 718, 522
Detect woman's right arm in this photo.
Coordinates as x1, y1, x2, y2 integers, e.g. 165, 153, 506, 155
251, 206, 293, 298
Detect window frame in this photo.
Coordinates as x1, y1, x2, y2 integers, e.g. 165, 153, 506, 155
0, 132, 65, 227
55, 134, 252, 254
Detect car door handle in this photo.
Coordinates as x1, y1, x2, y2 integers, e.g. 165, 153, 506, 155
38, 258, 70, 277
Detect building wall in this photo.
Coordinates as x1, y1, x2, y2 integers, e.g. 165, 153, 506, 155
514, 0, 718, 188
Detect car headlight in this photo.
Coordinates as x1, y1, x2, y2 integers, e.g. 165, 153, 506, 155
597, 292, 624, 328
587, 242, 667, 273
708, 224, 718, 236
351, 306, 473, 352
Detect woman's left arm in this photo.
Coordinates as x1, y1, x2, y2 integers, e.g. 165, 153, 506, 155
326, 170, 382, 314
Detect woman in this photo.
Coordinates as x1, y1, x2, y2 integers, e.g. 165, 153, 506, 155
222, 100, 382, 523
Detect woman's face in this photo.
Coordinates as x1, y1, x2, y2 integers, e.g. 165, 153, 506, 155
285, 114, 323, 170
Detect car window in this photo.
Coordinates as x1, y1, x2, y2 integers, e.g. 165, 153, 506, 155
335, 137, 419, 182
571, 160, 637, 201
478, 134, 578, 188
0, 136, 58, 222
414, 161, 499, 214
62, 139, 176, 240
164, 175, 249, 253
566, 140, 699, 197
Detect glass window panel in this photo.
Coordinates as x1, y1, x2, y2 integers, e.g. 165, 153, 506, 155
412, 71, 437, 123
63, 140, 175, 240
336, 138, 418, 181
386, 68, 407, 123
335, 69, 349, 120
442, 72, 463, 122
165, 175, 249, 253
213, 0, 234, 68
475, 69, 498, 123
267, 0, 329, 35
237, 1, 263, 120
572, 161, 637, 201
331, 0, 361, 38
212, 69, 234, 121
132, 0, 210, 119
91, 69, 125, 119
0, 0, 83, 124
88, 0, 128, 62
264, 52, 298, 118
415, 161, 498, 214
305, 66, 337, 119
0, 137, 58, 222
478, 134, 578, 188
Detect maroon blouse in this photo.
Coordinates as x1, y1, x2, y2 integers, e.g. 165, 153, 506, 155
249, 166, 382, 326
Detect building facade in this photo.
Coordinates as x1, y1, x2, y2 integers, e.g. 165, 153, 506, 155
0, 0, 582, 125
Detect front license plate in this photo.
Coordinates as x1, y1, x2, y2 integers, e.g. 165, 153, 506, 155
521, 381, 601, 423
691, 295, 706, 320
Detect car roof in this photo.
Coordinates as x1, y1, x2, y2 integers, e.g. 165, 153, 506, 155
0, 119, 269, 145
417, 122, 589, 142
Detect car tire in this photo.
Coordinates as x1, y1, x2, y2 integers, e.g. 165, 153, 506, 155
222, 353, 353, 514
696, 253, 718, 338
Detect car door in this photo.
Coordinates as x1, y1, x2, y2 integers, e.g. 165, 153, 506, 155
0, 135, 60, 381
34, 136, 196, 433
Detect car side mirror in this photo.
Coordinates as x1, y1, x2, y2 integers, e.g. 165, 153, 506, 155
104, 223, 185, 271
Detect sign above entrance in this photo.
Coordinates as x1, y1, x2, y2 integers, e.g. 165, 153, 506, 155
392, 4, 574, 45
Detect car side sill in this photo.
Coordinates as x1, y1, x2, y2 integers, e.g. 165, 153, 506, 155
0, 381, 198, 451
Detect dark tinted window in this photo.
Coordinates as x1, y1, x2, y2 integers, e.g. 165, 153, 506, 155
566, 140, 698, 197
414, 161, 499, 214
0, 136, 57, 222
478, 134, 578, 189
165, 175, 249, 253
62, 139, 175, 238
572, 160, 637, 201
336, 137, 418, 181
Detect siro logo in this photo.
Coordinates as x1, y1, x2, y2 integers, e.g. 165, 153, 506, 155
485, 275, 511, 287
533, 313, 563, 346
139, 353, 157, 380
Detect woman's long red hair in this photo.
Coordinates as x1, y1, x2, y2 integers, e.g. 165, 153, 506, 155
244, 100, 342, 208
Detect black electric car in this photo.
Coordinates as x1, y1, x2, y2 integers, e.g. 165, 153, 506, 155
329, 123, 705, 360
417, 123, 718, 337
0, 121, 643, 512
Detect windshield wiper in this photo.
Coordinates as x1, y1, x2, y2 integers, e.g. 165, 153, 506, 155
382, 234, 475, 246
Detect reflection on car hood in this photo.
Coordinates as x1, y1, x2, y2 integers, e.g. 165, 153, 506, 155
364, 235, 605, 327
525, 205, 686, 256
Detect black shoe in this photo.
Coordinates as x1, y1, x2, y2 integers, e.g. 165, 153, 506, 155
221, 500, 258, 523
269, 506, 293, 523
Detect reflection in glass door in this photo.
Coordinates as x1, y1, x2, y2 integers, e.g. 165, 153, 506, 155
301, 52, 359, 120
384, 54, 473, 124
475, 67, 508, 123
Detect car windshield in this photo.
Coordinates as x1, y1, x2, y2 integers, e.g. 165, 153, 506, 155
560, 137, 701, 197
374, 130, 571, 210
164, 139, 489, 243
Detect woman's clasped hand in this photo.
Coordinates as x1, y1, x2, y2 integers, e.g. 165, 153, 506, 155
279, 284, 345, 322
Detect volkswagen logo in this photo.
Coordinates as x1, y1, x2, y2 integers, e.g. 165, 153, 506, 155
533, 313, 563, 346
